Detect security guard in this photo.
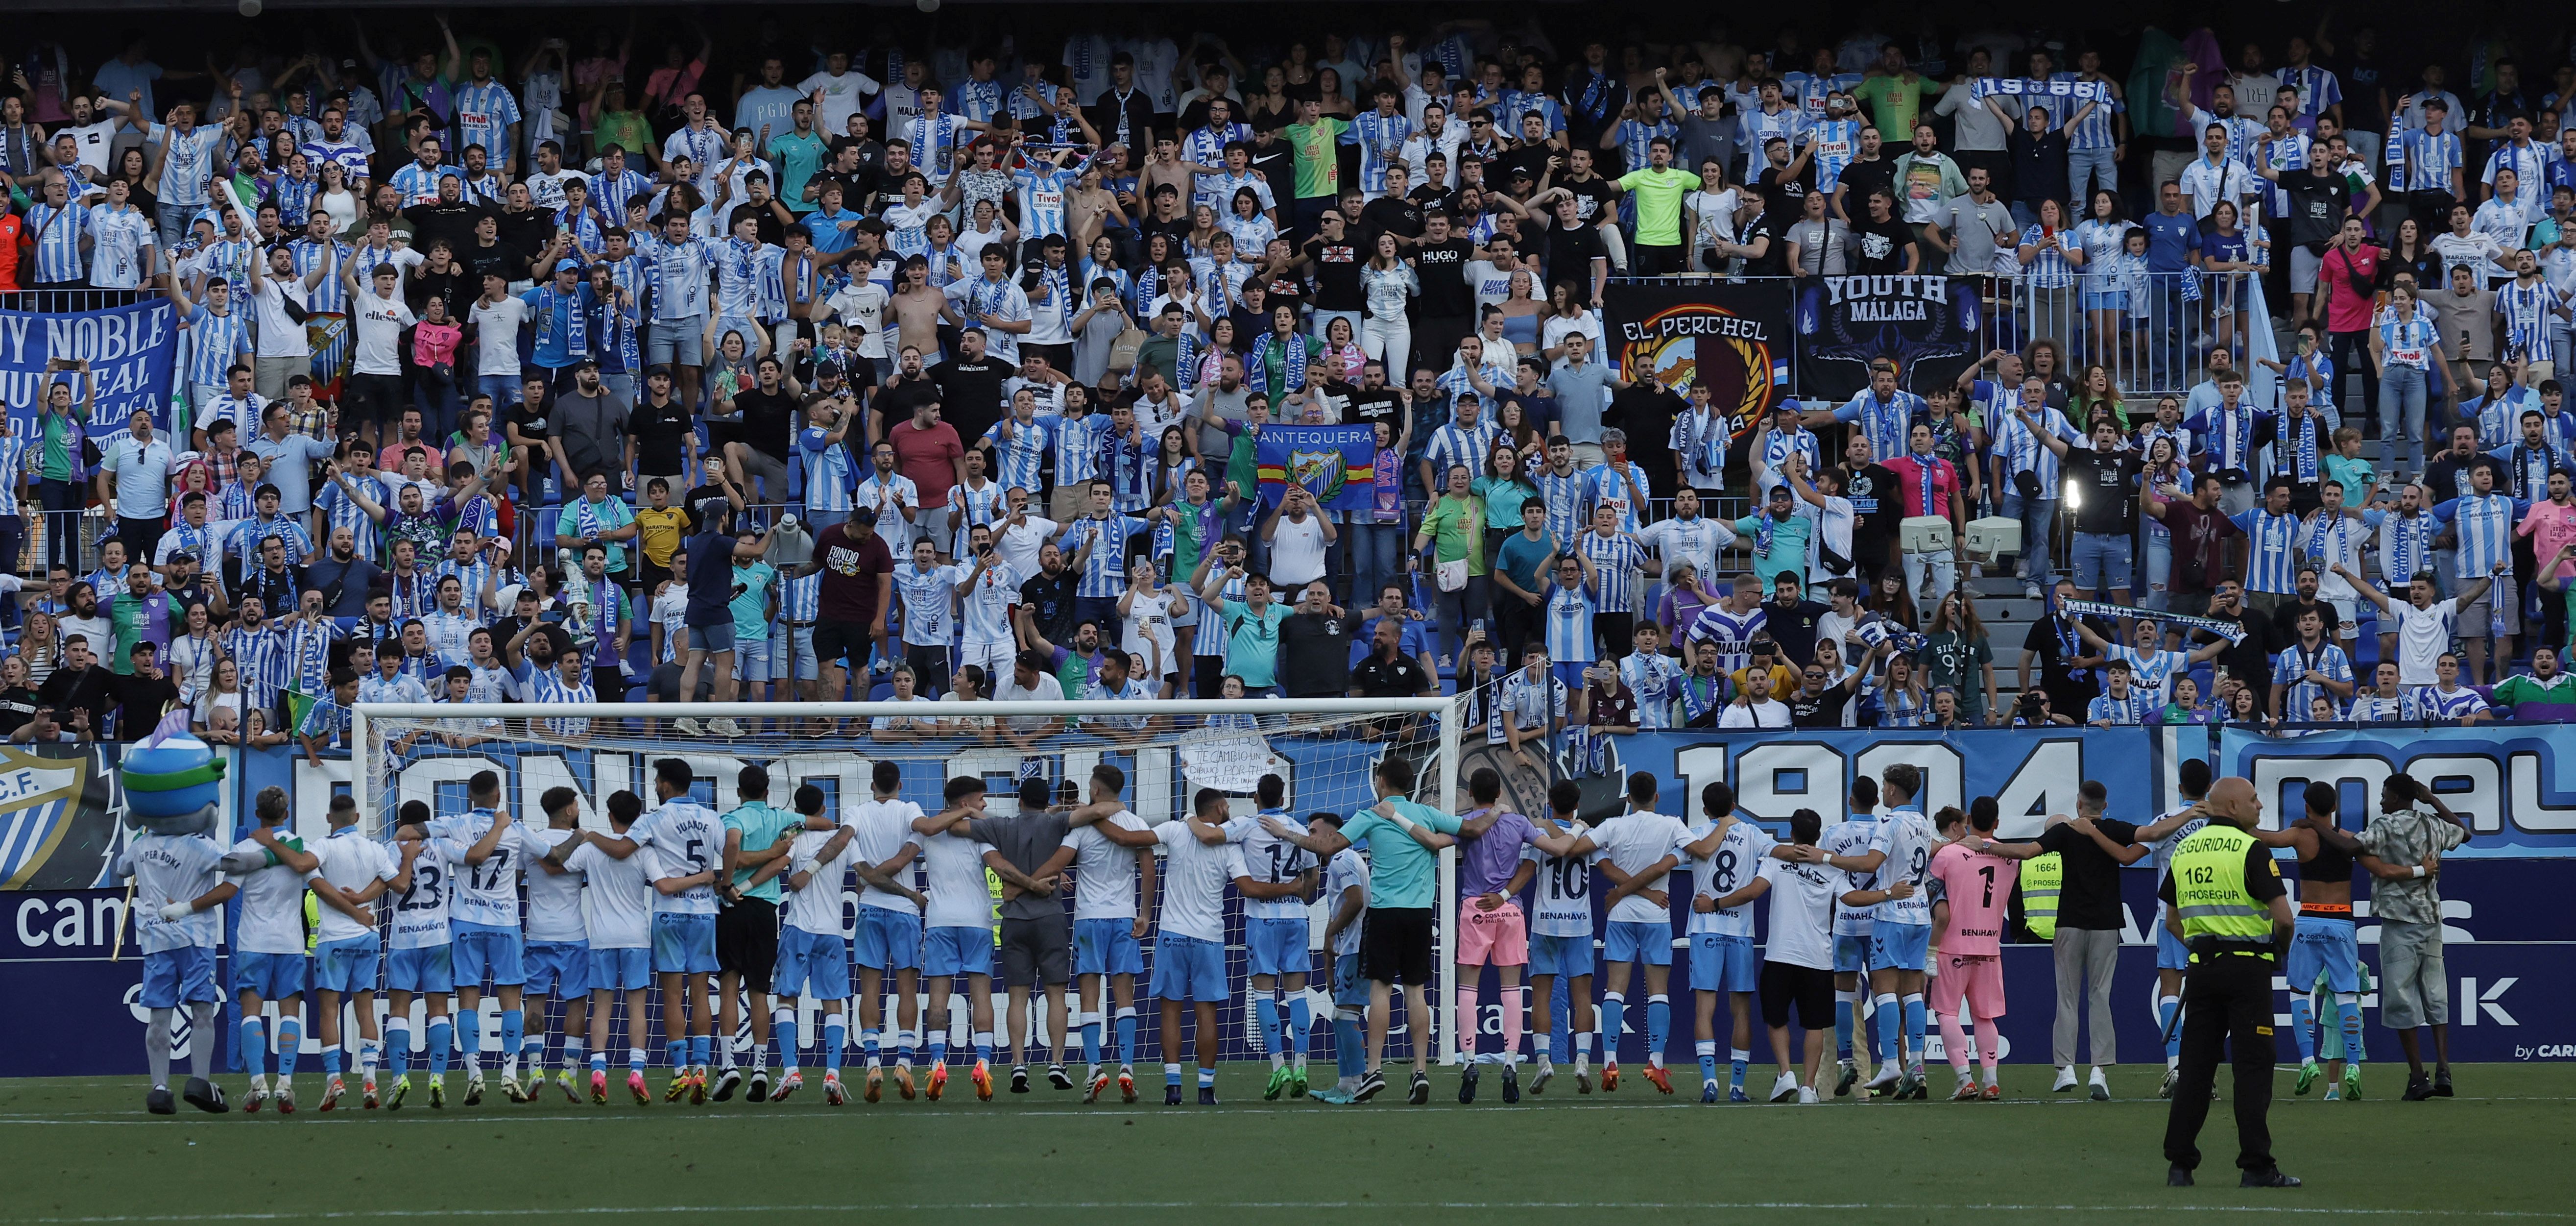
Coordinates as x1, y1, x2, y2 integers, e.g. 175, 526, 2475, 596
2018, 851, 2061, 940
2160, 776, 2300, 1189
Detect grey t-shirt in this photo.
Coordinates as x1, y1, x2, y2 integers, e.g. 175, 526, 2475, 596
1935, 195, 2017, 275
1546, 360, 1614, 443
1676, 114, 1736, 178
969, 809, 1072, 921
1787, 217, 1851, 275
1197, 384, 1254, 459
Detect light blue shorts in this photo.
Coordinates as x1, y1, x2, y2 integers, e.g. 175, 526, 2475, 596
1689, 932, 1759, 993
1529, 932, 1594, 979
1331, 950, 1369, 1009
312, 936, 381, 995
2287, 915, 2362, 994
387, 944, 455, 994
1868, 921, 1932, 973
523, 941, 589, 997
233, 950, 308, 1001
855, 908, 923, 971
1244, 916, 1310, 979
2156, 907, 2192, 971
142, 946, 219, 1008
1833, 932, 1873, 974
452, 921, 526, 987
773, 928, 851, 1001
1603, 919, 1673, 967
590, 947, 651, 992
1151, 932, 1228, 1002
1073, 916, 1146, 977
651, 913, 720, 974
922, 925, 993, 979
646, 315, 708, 367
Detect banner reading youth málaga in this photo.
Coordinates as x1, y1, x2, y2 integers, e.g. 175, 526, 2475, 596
1254, 423, 1374, 512
0, 299, 180, 436
1603, 280, 1793, 428
1795, 274, 1983, 400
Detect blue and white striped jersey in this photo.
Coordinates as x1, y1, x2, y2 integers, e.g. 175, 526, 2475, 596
1987, 400, 2081, 491
1686, 605, 1769, 674
24, 200, 88, 283
1832, 391, 1922, 465
292, 238, 353, 315
1575, 530, 1649, 614
2056, 74, 2124, 149
1427, 420, 1503, 481
1534, 465, 1589, 543
959, 557, 1020, 644
315, 473, 385, 561
1060, 513, 1145, 599
2430, 492, 2530, 578
1580, 463, 1653, 533
452, 80, 522, 162
798, 428, 855, 513
1348, 111, 1411, 195
1542, 579, 1597, 664
2498, 279, 2569, 364
2271, 638, 2354, 721
87, 206, 156, 290
179, 304, 251, 390
223, 623, 287, 712
984, 416, 1052, 490
2393, 128, 2463, 194
2229, 508, 2305, 594
2087, 688, 2151, 725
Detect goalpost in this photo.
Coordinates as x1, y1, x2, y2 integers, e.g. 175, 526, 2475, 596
356, 697, 1478, 1067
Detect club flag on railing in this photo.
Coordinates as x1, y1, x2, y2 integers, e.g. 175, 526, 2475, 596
1255, 424, 1376, 511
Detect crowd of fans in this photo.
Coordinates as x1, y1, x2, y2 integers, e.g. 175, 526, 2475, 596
0, 11, 2572, 751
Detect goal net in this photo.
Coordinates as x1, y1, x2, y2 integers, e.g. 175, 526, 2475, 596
357, 697, 1478, 1068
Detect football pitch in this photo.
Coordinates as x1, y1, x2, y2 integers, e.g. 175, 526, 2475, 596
3, 1064, 2571, 1224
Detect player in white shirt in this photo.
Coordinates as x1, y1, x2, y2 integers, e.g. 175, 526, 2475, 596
220, 786, 339, 1113
751, 783, 922, 1105
1076, 785, 1281, 1105
1732, 808, 1849, 1105
549, 789, 659, 1105
1818, 777, 1885, 1094
517, 787, 594, 1104
435, 773, 555, 1105
1313, 815, 1372, 1101
1530, 771, 1690, 1094
1678, 781, 1797, 1103
1811, 762, 1937, 1099
1215, 774, 1318, 1100
308, 793, 398, 1111
1523, 780, 1597, 1094
118, 810, 236, 1114
592, 759, 726, 1102
846, 762, 929, 1101
911, 776, 1006, 1102
383, 802, 468, 1109
1040, 763, 1155, 1103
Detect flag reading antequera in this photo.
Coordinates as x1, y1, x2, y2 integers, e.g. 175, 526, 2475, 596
1255, 423, 1375, 511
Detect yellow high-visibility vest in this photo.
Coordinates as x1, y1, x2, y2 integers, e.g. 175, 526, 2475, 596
2021, 852, 2063, 940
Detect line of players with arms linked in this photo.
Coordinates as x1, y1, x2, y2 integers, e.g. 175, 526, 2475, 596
108, 748, 2466, 1113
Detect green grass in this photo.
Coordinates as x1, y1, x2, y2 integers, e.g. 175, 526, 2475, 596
2, 1063, 2571, 1224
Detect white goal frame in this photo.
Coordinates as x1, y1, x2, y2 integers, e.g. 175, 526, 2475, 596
356, 697, 1473, 1065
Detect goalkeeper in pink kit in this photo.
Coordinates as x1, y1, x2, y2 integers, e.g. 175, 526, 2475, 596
1929, 801, 2017, 1100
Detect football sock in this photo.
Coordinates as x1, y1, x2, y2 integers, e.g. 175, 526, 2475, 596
1901, 994, 1926, 1068
1695, 1040, 1718, 1084
928, 1033, 949, 1068
1333, 1009, 1366, 1080
863, 1028, 883, 1065
359, 1038, 380, 1078
1551, 988, 1573, 1062
1256, 994, 1283, 1068
2290, 995, 2318, 1063
1197, 1066, 1215, 1089
688, 1034, 711, 1068
1574, 1029, 1595, 1066
426, 1018, 453, 1076
322, 1041, 343, 1078
1453, 983, 1480, 1064
972, 1032, 994, 1064
241, 1016, 267, 1079
1645, 995, 1671, 1067
591, 1050, 609, 1075
274, 1017, 300, 1079
1288, 997, 1312, 1061
2335, 992, 2364, 1064
388, 1024, 411, 1078
562, 1040, 584, 1072
1079, 1012, 1102, 1068
1163, 1062, 1183, 1087
188, 1003, 218, 1079
775, 1017, 798, 1074
146, 1007, 174, 1089
1496, 991, 1519, 1067
2158, 995, 2183, 1067
627, 1048, 647, 1073
1834, 988, 1859, 1060
665, 1039, 687, 1071
1872, 993, 1901, 1067
824, 1017, 846, 1075
500, 1011, 525, 1072
1115, 1008, 1138, 1067
1974, 1017, 2002, 1077
1938, 1006, 1973, 1072
1729, 1048, 1749, 1090
896, 1030, 917, 1067
1600, 994, 1626, 1062
459, 1009, 480, 1073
